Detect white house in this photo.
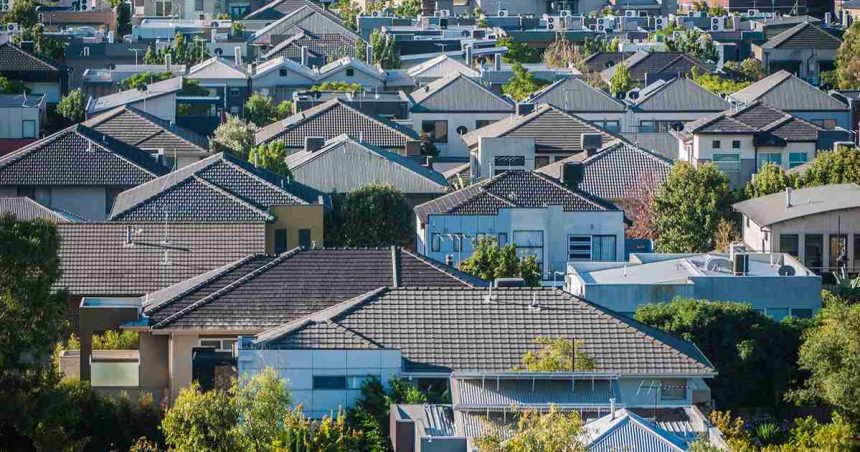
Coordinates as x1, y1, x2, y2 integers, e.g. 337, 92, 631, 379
86, 76, 183, 122
0, 94, 45, 152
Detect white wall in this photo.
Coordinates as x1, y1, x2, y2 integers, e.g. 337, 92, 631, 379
474, 137, 536, 179
27, 82, 61, 104
0, 106, 40, 139
316, 69, 383, 90
412, 112, 509, 159
129, 94, 177, 123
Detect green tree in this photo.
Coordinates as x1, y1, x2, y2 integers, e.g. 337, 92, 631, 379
57, 88, 86, 123
666, 28, 717, 61
1, 0, 37, 27
609, 62, 632, 96
635, 298, 810, 410
393, 0, 421, 17
836, 21, 860, 89
275, 406, 362, 450
117, 2, 131, 36
497, 36, 540, 64
346, 377, 427, 451
707, 4, 727, 15
0, 75, 28, 94
519, 337, 595, 372
244, 93, 291, 127
502, 62, 551, 101
338, 184, 412, 246
211, 115, 258, 158
582, 35, 616, 55
333, 0, 361, 30
799, 146, 860, 187
476, 406, 588, 452
459, 237, 542, 286
692, 68, 751, 96
310, 81, 363, 92
248, 141, 291, 177
234, 368, 292, 451
653, 162, 734, 253
369, 29, 400, 69
161, 383, 242, 452
119, 71, 173, 91
745, 162, 800, 198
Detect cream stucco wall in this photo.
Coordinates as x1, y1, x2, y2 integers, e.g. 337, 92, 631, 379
265, 204, 325, 253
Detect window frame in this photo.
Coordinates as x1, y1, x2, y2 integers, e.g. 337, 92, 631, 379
198, 338, 237, 353
731, 140, 741, 149
421, 120, 449, 143
313, 376, 347, 390
513, 230, 543, 264
22, 119, 36, 139
779, 234, 799, 257
788, 152, 808, 168
568, 235, 592, 261
712, 153, 740, 173
345, 68, 355, 77
711, 140, 721, 149
592, 235, 617, 261
431, 233, 441, 252
274, 229, 288, 254
660, 378, 687, 401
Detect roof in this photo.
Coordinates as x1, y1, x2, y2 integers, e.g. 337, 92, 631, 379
0, 197, 76, 222
527, 77, 626, 112
0, 124, 169, 188
109, 152, 319, 223
318, 56, 385, 80
250, 5, 361, 45
733, 183, 860, 226
451, 374, 618, 410
631, 77, 729, 112
537, 141, 672, 200
56, 222, 266, 295
461, 104, 617, 153
261, 31, 357, 60
187, 57, 249, 80
245, 0, 320, 20
414, 170, 616, 223
582, 52, 633, 73
393, 405, 457, 438
88, 76, 183, 115
729, 70, 849, 111
409, 74, 513, 113
586, 409, 690, 451
0, 93, 44, 107
406, 54, 480, 79
253, 56, 317, 81
680, 102, 824, 142
284, 134, 449, 194
255, 287, 717, 375
83, 106, 210, 155
0, 42, 59, 72
255, 98, 419, 148
759, 22, 842, 50
601, 51, 715, 83
142, 247, 487, 330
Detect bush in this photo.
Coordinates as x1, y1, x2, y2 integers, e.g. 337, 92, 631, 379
65, 330, 139, 350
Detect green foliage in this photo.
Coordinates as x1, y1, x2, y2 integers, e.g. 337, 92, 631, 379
0, 75, 29, 94
117, 2, 131, 36
275, 406, 362, 450
211, 115, 258, 158
836, 21, 860, 89
800, 146, 860, 187
369, 29, 401, 69
635, 298, 811, 410
119, 71, 173, 91
142, 33, 209, 65
745, 162, 800, 198
501, 62, 551, 101
57, 88, 86, 123
665, 28, 718, 61
310, 81, 363, 92
609, 62, 632, 95
459, 237, 541, 286
653, 162, 735, 253
66, 330, 139, 350
418, 131, 438, 157
161, 383, 243, 451
234, 368, 292, 451
476, 406, 587, 452
692, 68, 752, 96
346, 377, 428, 451
1, 0, 37, 27
244, 93, 291, 127
248, 141, 291, 178
708, 410, 856, 451
392, 0, 422, 17
333, 0, 361, 30
497, 36, 540, 64
519, 337, 595, 372
231, 21, 245, 38
582, 35, 616, 55
708, 4, 727, 15
542, 35, 578, 69
336, 184, 413, 246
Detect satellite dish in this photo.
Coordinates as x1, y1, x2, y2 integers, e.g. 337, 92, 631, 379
211, 21, 219, 28
671, 121, 684, 132
627, 90, 639, 100
778, 265, 796, 276
215, 48, 223, 56
136, 82, 148, 92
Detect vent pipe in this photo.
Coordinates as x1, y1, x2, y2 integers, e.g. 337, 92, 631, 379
493, 53, 501, 71
234, 46, 242, 66
785, 186, 792, 208
165, 53, 172, 72
366, 44, 374, 65
610, 398, 616, 419
300, 45, 309, 67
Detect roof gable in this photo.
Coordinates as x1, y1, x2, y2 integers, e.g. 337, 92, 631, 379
729, 71, 849, 111
0, 197, 75, 222
410, 74, 513, 112
84, 106, 209, 154
407, 55, 479, 79
761, 22, 842, 50
528, 77, 626, 112
251, 5, 360, 45
633, 77, 729, 112
0, 42, 59, 72
683, 102, 824, 141
587, 410, 689, 451
188, 57, 248, 79
88, 76, 183, 114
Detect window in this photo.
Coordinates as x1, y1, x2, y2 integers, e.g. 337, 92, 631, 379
788, 152, 808, 168
554, 156, 567, 162
638, 120, 656, 133
154, 0, 171, 16
199, 338, 237, 353
791, 308, 813, 319
16, 187, 35, 199
534, 156, 549, 168
229, 88, 241, 97
456, 125, 468, 135
452, 0, 469, 6
602, 120, 620, 133
274, 229, 288, 254
494, 156, 525, 167
313, 376, 347, 390
812, 119, 837, 130
34, 188, 51, 207
279, 68, 288, 76
194, 0, 203, 10
452, 234, 461, 252
421, 120, 448, 143
660, 379, 686, 401
299, 228, 312, 249
592, 235, 616, 261
568, 235, 591, 260
476, 119, 493, 129
513, 231, 543, 264
712, 140, 721, 149
757, 153, 782, 169
732, 140, 741, 149
497, 233, 508, 246
766, 308, 790, 321
345, 68, 355, 77
712, 153, 740, 174
347, 375, 378, 389
804, 234, 823, 271
431, 233, 441, 252
829, 234, 848, 270
779, 234, 799, 257
22, 120, 36, 139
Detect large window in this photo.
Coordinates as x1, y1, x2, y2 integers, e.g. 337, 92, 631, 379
313, 376, 347, 390
660, 379, 686, 401
757, 153, 782, 169
421, 120, 448, 143
638, 120, 656, 133
568, 235, 591, 260
788, 152, 808, 168
568, 235, 616, 261
804, 234, 823, 271
829, 234, 848, 270
713, 153, 740, 174
779, 234, 799, 257
594, 120, 620, 133
299, 228, 312, 249
494, 156, 525, 167
22, 120, 36, 139
154, 0, 171, 16
274, 229, 287, 254
199, 338, 237, 353
534, 156, 550, 168
513, 231, 543, 264
712, 140, 721, 149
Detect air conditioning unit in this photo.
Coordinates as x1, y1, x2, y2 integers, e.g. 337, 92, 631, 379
497, 8, 508, 16
438, 9, 450, 17
546, 15, 557, 30
596, 17, 605, 26
710, 16, 724, 31
654, 17, 665, 29
559, 9, 571, 17
0, 0, 11, 12
747, 9, 759, 15
6, 22, 18, 33
38, 12, 44, 21
624, 9, 636, 17
371, 9, 381, 17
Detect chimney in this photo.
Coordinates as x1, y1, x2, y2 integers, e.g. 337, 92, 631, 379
247, 63, 256, 76
165, 53, 172, 72
304, 136, 326, 152
300, 45, 309, 67
581, 133, 601, 156
366, 43, 374, 65
234, 46, 242, 66
562, 161, 584, 190
785, 186, 792, 208
493, 53, 502, 71
609, 398, 616, 419
465, 45, 472, 66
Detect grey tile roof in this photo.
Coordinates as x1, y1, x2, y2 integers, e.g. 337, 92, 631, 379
0, 42, 59, 72
143, 247, 487, 330
245, 0, 319, 19
760, 22, 842, 50
0, 124, 169, 187
261, 31, 357, 60
461, 104, 617, 154
256, 287, 717, 375
601, 52, 715, 83
582, 52, 633, 73
409, 74, 513, 113
733, 183, 860, 226
255, 98, 419, 149
0, 197, 76, 222
729, 70, 849, 111
251, 5, 361, 45
83, 106, 210, 156
269, 322, 381, 349
682, 102, 824, 142
527, 77, 626, 112
414, 170, 616, 223
56, 222, 266, 295
537, 142, 671, 200
631, 77, 729, 112
110, 152, 317, 223
284, 134, 449, 194
88, 76, 183, 115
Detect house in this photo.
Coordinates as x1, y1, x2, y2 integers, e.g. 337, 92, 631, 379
527, 76, 627, 133
626, 77, 730, 134
260, 31, 357, 67
251, 57, 319, 102
82, 106, 211, 169
674, 102, 826, 187
81, 62, 187, 98
186, 57, 250, 116
751, 22, 841, 84
248, 5, 362, 53
462, 104, 617, 171
0, 196, 81, 223
74, 247, 486, 400
244, 0, 325, 23
293, 90, 411, 120
600, 51, 716, 86
734, 183, 860, 274
0, 124, 170, 220
284, 134, 449, 206
414, 170, 625, 275
0, 42, 68, 104
86, 76, 183, 122
406, 55, 480, 86
567, 250, 821, 319
255, 98, 421, 154
314, 57, 387, 90
240, 286, 717, 418
0, 94, 45, 155
581, 52, 634, 74
729, 70, 852, 130
408, 74, 514, 159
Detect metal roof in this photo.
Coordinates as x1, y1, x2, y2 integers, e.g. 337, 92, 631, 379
733, 183, 860, 226
729, 70, 849, 111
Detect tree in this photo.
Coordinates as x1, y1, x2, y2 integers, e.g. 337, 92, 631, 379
418, 131, 438, 157
1, 0, 37, 27
609, 62, 632, 96
57, 88, 86, 123
333, 0, 361, 31
519, 337, 595, 372
161, 383, 243, 451
347, 377, 427, 451
142, 33, 209, 66
211, 115, 258, 158
745, 162, 799, 198
244, 93, 291, 127
339, 184, 413, 246
368, 29, 400, 69
233, 368, 292, 451
310, 81, 363, 92
635, 298, 810, 410
275, 406, 362, 450
789, 301, 860, 421
692, 69, 752, 96
393, 0, 421, 17
248, 141, 291, 177
497, 36, 540, 64
119, 71, 173, 91
666, 28, 718, 61
459, 237, 542, 286
653, 162, 734, 253
117, 2, 131, 36
0, 75, 28, 94
836, 21, 860, 89
582, 35, 616, 55
625, 171, 662, 239
502, 62, 551, 102
476, 406, 588, 452
799, 146, 860, 187
543, 35, 579, 69
707, 410, 856, 452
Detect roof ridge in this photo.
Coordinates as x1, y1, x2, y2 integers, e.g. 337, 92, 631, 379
529, 171, 615, 211
0, 124, 77, 167
400, 247, 489, 287
218, 157, 309, 205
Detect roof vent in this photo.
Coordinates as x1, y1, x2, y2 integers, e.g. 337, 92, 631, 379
493, 277, 525, 287
581, 133, 602, 155
528, 294, 541, 312
304, 136, 326, 152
